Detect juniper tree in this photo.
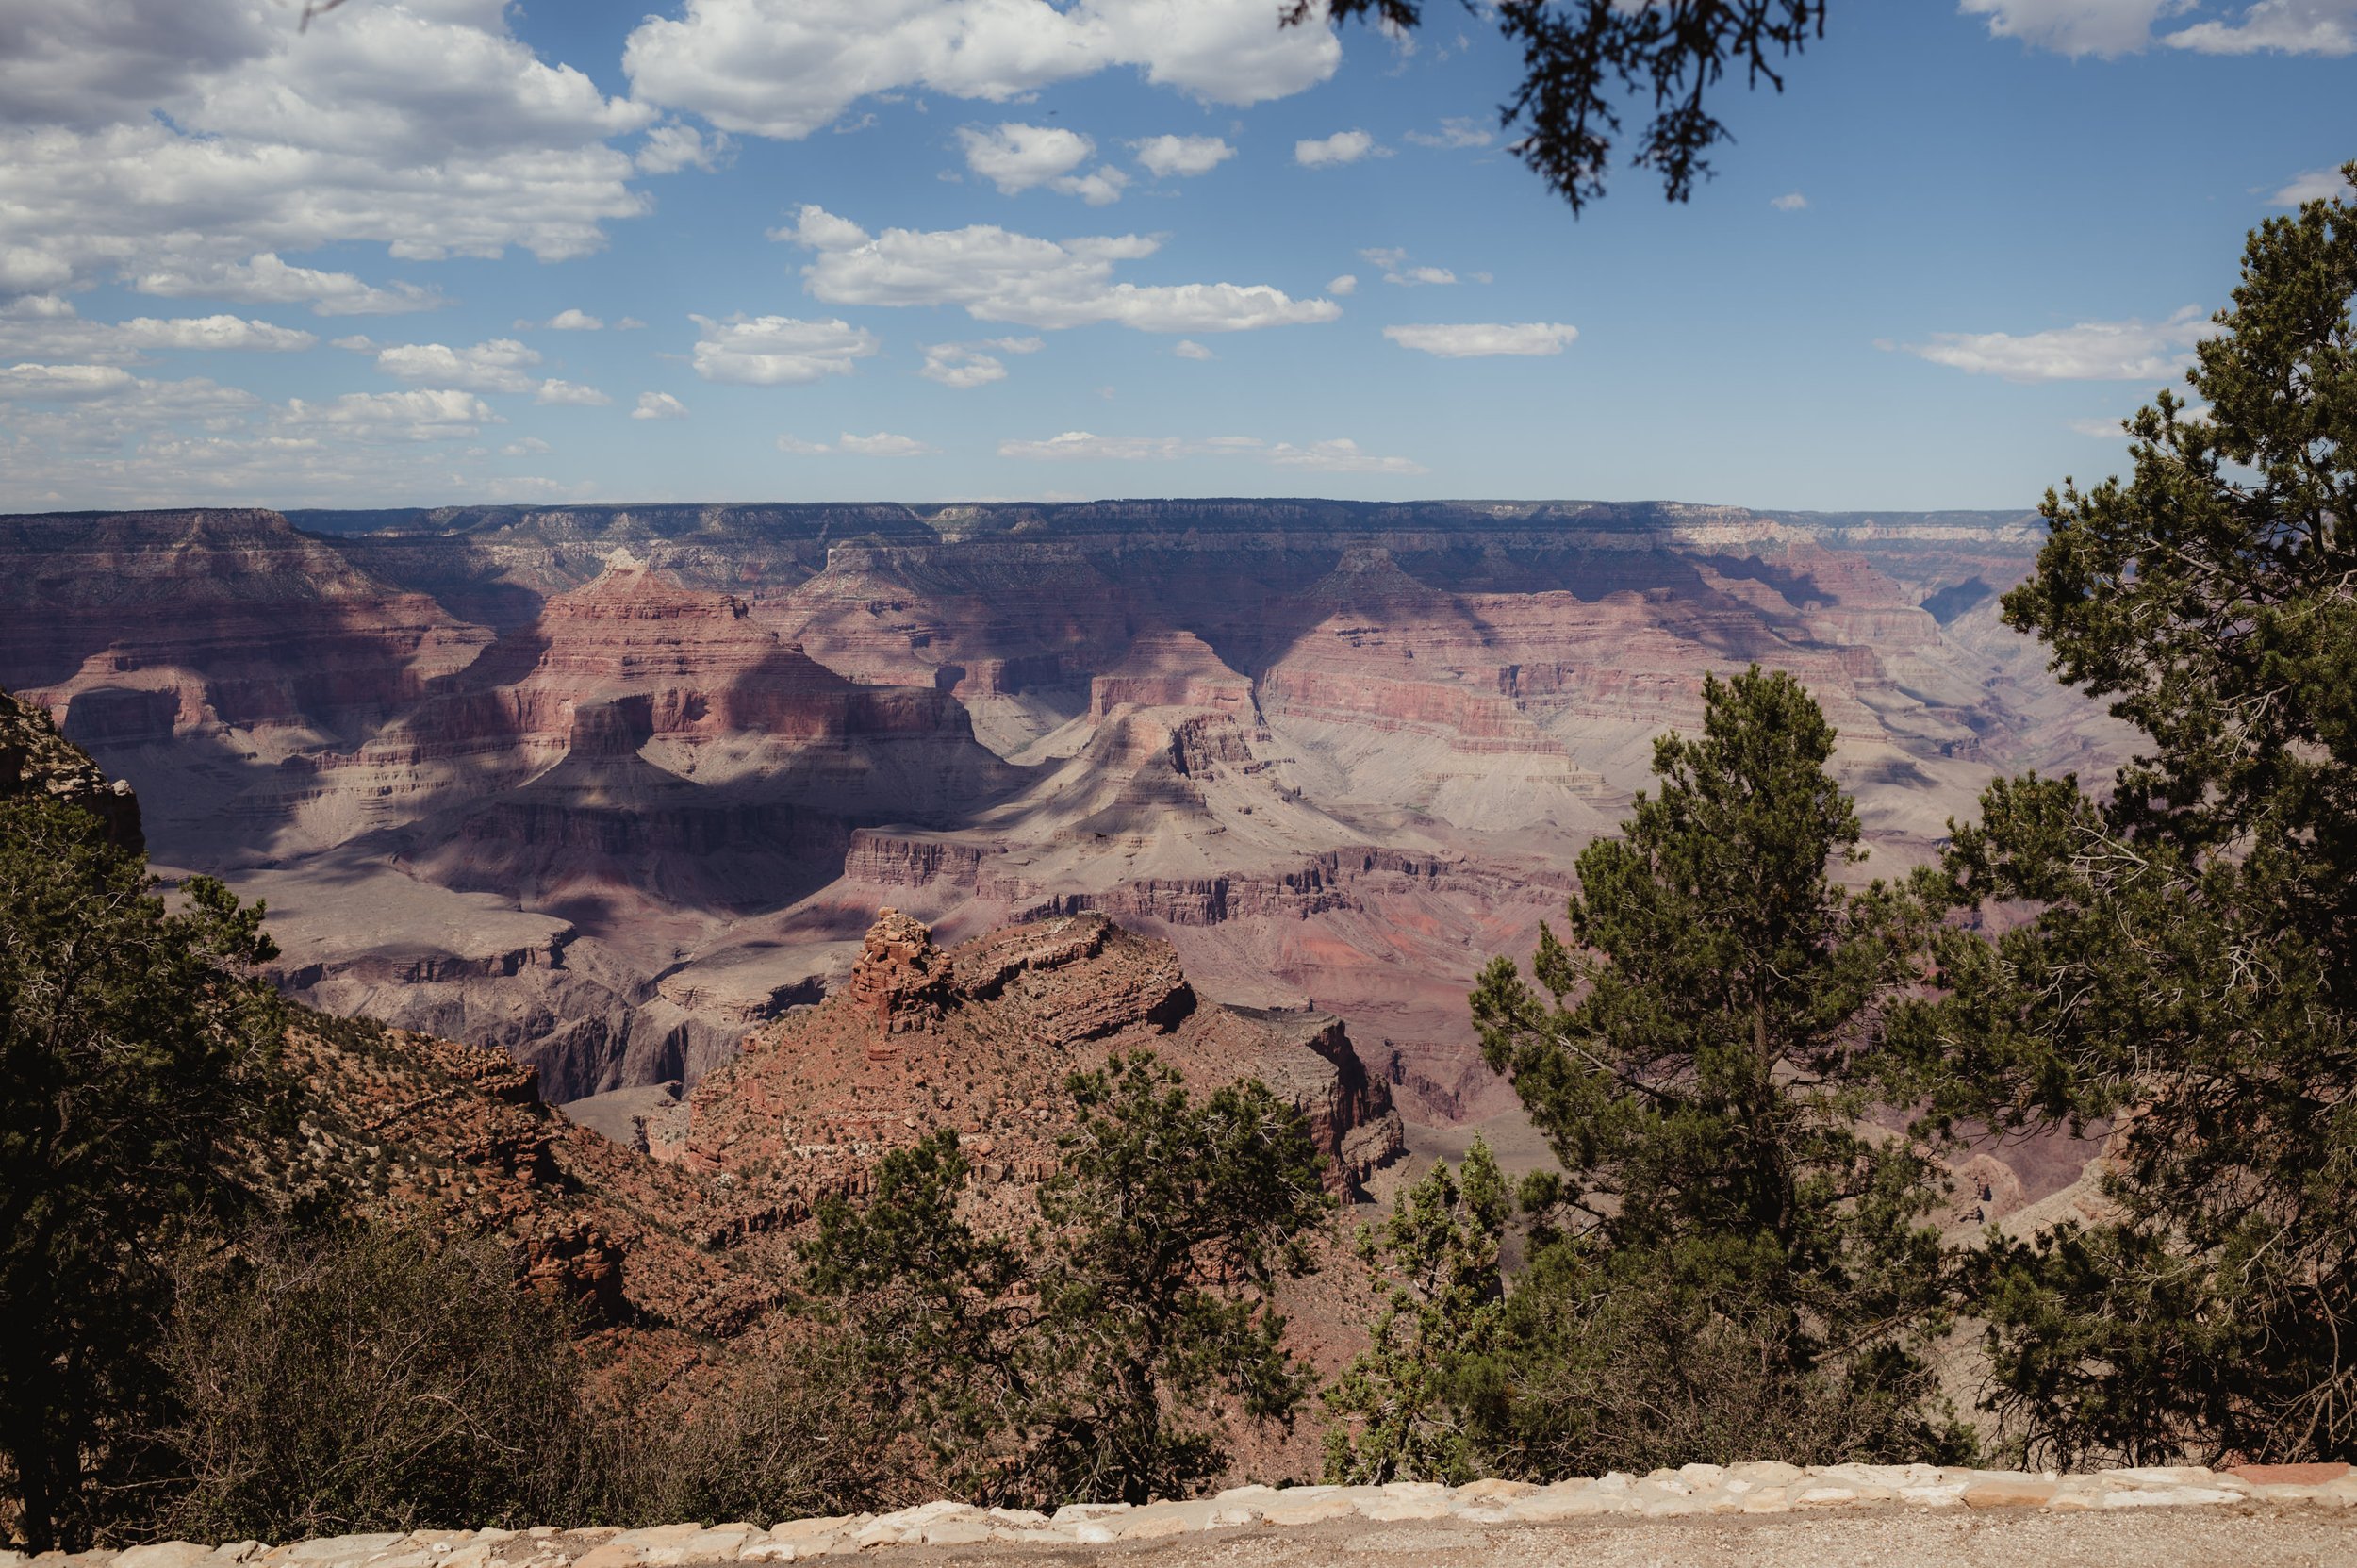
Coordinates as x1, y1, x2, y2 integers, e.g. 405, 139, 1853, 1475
805, 1052, 1330, 1507
1321, 1139, 1510, 1485
1914, 163, 2357, 1467
1471, 667, 1965, 1470
0, 798, 284, 1549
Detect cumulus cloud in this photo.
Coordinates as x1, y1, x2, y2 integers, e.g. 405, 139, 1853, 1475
688, 314, 882, 385
1403, 117, 1493, 150
1327, 274, 1359, 297
133, 255, 445, 317
1, 0, 653, 300
281, 388, 501, 442
2273, 166, 2354, 205
637, 121, 732, 174
996, 429, 1424, 472
1295, 129, 1378, 167
1960, 0, 2357, 55
535, 380, 612, 406
623, 0, 1343, 141
502, 437, 553, 456
543, 309, 607, 331
1900, 305, 2217, 381
775, 434, 832, 454
1361, 248, 1457, 287
1133, 133, 1234, 177
371, 338, 544, 394
0, 363, 140, 402
919, 336, 1044, 388
959, 123, 1091, 190
1173, 339, 1215, 360
632, 391, 689, 420
1384, 322, 1579, 357
957, 124, 1132, 205
776, 205, 1342, 334
1772, 191, 1809, 211
837, 430, 936, 455
0, 302, 318, 363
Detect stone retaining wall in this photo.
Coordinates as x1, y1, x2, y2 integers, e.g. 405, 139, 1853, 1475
24, 1462, 2356, 1568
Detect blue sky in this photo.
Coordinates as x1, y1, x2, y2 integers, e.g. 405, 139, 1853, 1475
0, 0, 2349, 512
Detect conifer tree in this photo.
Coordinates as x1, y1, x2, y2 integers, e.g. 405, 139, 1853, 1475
1321, 1140, 1510, 1484
1915, 163, 2357, 1466
1471, 667, 1963, 1469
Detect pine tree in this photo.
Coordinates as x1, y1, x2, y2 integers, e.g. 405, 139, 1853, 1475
1321, 1139, 1510, 1484
1471, 667, 1964, 1470
0, 798, 284, 1549
1916, 163, 2357, 1466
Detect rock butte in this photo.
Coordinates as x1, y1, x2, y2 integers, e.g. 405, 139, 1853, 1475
0, 500, 2134, 1210
27, 1463, 2355, 1568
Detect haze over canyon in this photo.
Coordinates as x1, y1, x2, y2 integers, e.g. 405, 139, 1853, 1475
0, 499, 2130, 1154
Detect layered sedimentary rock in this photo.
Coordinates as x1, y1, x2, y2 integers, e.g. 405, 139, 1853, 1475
670, 909, 1404, 1201
0, 685, 142, 850
0, 501, 2132, 1134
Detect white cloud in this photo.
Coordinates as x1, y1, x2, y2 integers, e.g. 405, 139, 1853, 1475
281, 388, 501, 442
1295, 129, 1378, 168
535, 379, 613, 406
837, 430, 935, 455
689, 313, 882, 384
959, 122, 1094, 191
1, 0, 653, 300
1384, 322, 1580, 357
997, 428, 1424, 472
132, 254, 445, 317
637, 121, 732, 174
1133, 133, 1234, 177
1902, 305, 2217, 381
1327, 274, 1359, 297
1402, 117, 1492, 150
632, 391, 689, 421
1361, 248, 1460, 287
1264, 437, 1428, 475
957, 123, 1132, 205
2272, 166, 2354, 205
1173, 339, 1215, 360
372, 338, 543, 394
544, 308, 607, 331
776, 434, 832, 454
1772, 191, 1809, 211
919, 335, 1044, 388
622, 0, 1342, 141
502, 437, 553, 456
1959, 0, 2357, 56
778, 205, 1341, 335
0, 302, 318, 363
2167, 0, 2357, 52
0, 363, 140, 402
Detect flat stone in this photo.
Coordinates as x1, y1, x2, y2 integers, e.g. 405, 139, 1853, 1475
2098, 1486, 2244, 1508
1505, 1486, 1629, 1521
1726, 1461, 1805, 1486
117, 1544, 213, 1568
1214, 1486, 1281, 1504
1963, 1478, 2059, 1510
1455, 1479, 1537, 1501
983, 1510, 1050, 1528
1047, 1504, 1130, 1526
765, 1520, 864, 1543
291, 1539, 407, 1563
1259, 1494, 1359, 1527
1356, 1494, 1453, 1523
910, 1524, 988, 1547
2229, 1462, 2350, 1486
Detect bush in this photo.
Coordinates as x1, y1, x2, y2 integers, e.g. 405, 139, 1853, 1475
156, 1224, 590, 1542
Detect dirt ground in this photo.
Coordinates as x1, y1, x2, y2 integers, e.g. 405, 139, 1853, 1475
913, 1510, 2357, 1568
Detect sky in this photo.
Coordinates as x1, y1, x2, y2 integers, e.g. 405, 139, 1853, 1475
0, 0, 2349, 514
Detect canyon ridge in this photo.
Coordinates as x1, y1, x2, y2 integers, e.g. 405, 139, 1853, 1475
0, 498, 2129, 1202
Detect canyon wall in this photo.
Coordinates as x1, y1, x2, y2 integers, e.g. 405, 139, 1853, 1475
0, 500, 2130, 1123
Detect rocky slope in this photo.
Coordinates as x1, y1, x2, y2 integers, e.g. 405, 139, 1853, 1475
0, 502, 2133, 1131
0, 685, 141, 850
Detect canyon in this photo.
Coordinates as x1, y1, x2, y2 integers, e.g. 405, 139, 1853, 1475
0, 500, 2129, 1192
